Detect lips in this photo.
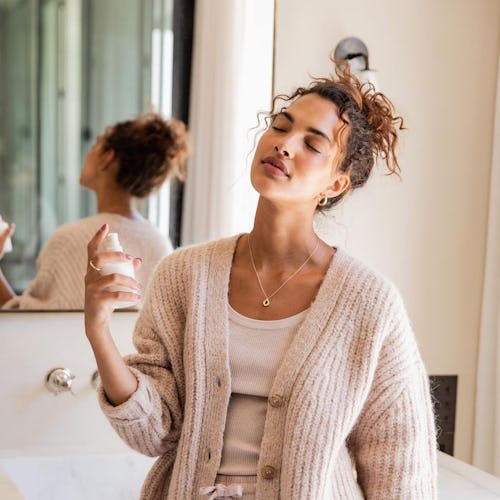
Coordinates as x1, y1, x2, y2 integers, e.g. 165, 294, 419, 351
261, 156, 289, 177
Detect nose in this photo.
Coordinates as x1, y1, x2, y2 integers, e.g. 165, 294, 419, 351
274, 144, 290, 157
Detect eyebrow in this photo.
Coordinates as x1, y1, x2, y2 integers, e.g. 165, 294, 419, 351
279, 111, 332, 144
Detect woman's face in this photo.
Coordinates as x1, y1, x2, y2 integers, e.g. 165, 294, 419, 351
250, 93, 349, 207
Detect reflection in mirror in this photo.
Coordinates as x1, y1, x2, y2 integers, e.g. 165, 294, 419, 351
1, 113, 189, 310
0, 0, 193, 308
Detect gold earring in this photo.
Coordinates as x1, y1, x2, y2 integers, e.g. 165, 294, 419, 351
318, 196, 328, 207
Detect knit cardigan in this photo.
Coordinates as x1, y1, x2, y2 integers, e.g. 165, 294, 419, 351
2, 213, 172, 310
99, 235, 438, 499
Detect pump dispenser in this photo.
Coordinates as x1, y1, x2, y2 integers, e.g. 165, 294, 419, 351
100, 232, 137, 309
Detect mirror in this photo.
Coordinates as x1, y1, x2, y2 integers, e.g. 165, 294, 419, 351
0, 0, 184, 308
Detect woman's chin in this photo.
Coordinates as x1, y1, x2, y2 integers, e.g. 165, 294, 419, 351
79, 178, 95, 191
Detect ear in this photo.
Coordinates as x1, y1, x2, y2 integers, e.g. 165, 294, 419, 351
323, 173, 350, 199
99, 149, 116, 171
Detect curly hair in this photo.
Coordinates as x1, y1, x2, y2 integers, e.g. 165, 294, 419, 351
101, 113, 189, 198
269, 63, 404, 209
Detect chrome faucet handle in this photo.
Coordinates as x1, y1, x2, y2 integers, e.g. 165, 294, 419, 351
45, 367, 76, 395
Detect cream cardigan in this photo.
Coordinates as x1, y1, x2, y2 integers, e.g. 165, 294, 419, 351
99, 235, 437, 499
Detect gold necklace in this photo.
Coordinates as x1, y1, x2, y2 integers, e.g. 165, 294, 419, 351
247, 233, 320, 307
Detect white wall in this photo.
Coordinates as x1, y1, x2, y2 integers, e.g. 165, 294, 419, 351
274, 0, 500, 463
0, 312, 139, 456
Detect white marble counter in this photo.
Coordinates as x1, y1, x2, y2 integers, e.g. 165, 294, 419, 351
1, 451, 500, 499
0, 463, 23, 500
0, 453, 154, 500
438, 451, 500, 499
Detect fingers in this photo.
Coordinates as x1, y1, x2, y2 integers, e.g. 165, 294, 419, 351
86, 273, 142, 302
86, 225, 143, 275
97, 273, 142, 291
87, 224, 109, 261
0, 223, 14, 259
85, 273, 142, 325
85, 260, 141, 290
0, 223, 14, 246
85, 225, 143, 322
87, 289, 142, 308
89, 251, 135, 271
132, 257, 143, 272
102, 290, 142, 304
5, 223, 14, 238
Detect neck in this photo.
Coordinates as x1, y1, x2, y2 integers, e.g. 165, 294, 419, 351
95, 187, 141, 220
249, 197, 322, 267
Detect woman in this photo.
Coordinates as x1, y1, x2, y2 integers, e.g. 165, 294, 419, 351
84, 67, 437, 499
0, 113, 189, 309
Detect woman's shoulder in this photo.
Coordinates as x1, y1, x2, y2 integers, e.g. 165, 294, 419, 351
143, 235, 239, 304
112, 217, 173, 257
47, 214, 164, 243
333, 247, 404, 311
47, 215, 109, 241
164, 234, 239, 260
329, 250, 414, 350
36, 217, 97, 256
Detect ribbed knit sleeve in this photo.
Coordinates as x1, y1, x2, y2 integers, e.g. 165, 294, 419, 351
3, 229, 84, 310
98, 252, 186, 458
348, 287, 438, 499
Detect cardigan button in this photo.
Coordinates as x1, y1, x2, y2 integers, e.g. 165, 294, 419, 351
269, 394, 285, 408
261, 465, 276, 480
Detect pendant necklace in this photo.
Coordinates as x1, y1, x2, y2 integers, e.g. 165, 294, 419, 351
247, 233, 320, 307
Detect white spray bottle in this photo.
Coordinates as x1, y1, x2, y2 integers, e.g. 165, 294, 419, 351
0, 215, 13, 254
100, 232, 137, 309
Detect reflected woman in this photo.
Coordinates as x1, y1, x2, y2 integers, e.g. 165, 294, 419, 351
84, 66, 437, 499
0, 113, 189, 309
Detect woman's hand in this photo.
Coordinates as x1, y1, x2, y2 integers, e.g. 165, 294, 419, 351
85, 224, 142, 336
84, 223, 141, 406
0, 222, 14, 260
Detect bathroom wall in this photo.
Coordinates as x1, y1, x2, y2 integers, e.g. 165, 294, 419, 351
274, 0, 500, 462
0, 312, 138, 456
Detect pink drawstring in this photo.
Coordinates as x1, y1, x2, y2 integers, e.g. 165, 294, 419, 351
199, 483, 243, 499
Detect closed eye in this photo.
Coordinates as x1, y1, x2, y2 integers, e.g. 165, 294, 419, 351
272, 125, 287, 132
306, 142, 321, 154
